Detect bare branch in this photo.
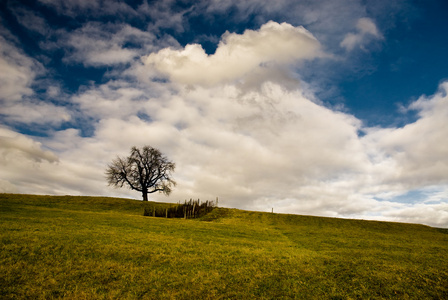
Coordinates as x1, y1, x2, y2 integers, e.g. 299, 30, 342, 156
105, 145, 176, 201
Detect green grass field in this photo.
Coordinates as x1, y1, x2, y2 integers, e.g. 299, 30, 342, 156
1, 193, 447, 299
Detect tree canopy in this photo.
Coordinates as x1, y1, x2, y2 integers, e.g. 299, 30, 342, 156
106, 146, 176, 201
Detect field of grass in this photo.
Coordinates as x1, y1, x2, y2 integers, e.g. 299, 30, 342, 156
1, 193, 447, 299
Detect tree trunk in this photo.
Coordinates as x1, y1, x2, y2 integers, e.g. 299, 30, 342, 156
142, 190, 148, 201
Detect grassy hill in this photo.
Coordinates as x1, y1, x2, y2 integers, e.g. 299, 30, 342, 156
1, 193, 447, 299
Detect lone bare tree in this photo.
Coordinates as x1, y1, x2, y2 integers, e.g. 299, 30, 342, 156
106, 146, 176, 201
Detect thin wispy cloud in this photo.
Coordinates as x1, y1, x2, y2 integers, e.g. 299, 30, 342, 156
340, 18, 382, 51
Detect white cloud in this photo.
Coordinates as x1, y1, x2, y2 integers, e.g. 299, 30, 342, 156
340, 17, 382, 51
0, 32, 71, 126
144, 21, 323, 86
72, 81, 148, 119
366, 82, 448, 188
2, 101, 71, 125
0, 127, 59, 193
0, 36, 40, 102
384, 202, 448, 228
0, 126, 129, 197
0, 127, 58, 163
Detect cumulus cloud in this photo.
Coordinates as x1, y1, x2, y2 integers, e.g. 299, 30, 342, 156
144, 21, 323, 86
340, 17, 382, 51
168, 83, 367, 203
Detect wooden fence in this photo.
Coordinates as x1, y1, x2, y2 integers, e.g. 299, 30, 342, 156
143, 198, 218, 219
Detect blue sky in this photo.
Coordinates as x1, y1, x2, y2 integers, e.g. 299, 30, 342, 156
1, 0, 448, 227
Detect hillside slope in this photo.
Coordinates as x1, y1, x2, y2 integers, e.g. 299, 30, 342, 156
1, 194, 447, 299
